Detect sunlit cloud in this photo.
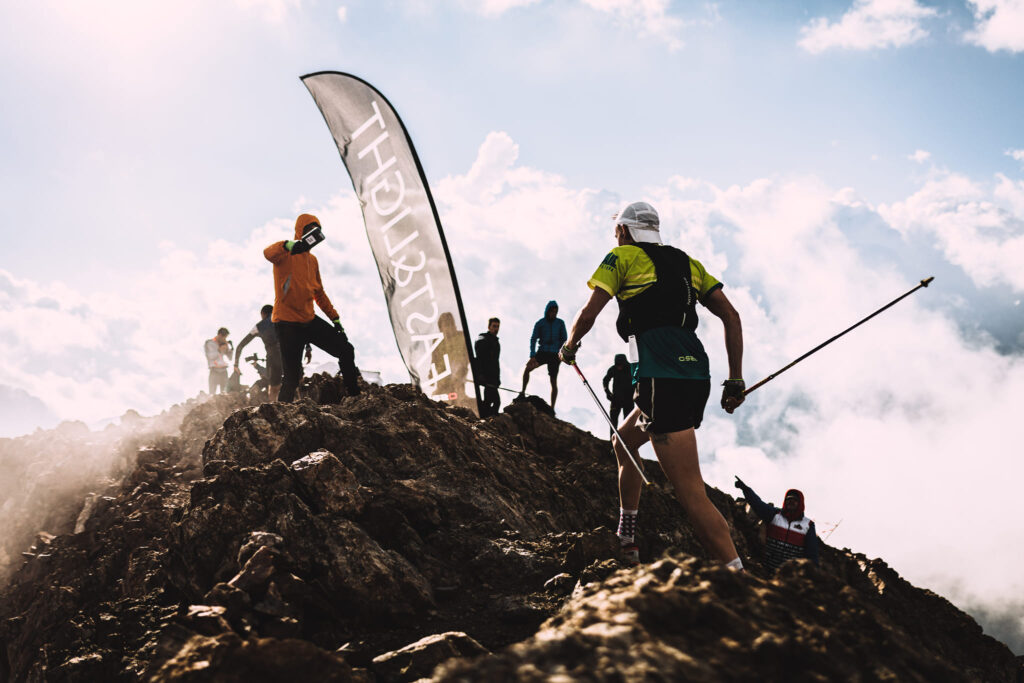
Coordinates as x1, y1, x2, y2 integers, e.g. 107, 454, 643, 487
234, 0, 303, 24
451, 0, 698, 50
965, 0, 1024, 52
879, 171, 1024, 291
579, 0, 695, 51
908, 149, 931, 163
799, 0, 938, 53
475, 0, 542, 16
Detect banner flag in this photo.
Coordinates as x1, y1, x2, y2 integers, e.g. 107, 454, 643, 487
302, 72, 480, 415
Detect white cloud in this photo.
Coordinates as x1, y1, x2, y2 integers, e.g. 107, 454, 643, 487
965, 0, 1024, 52
234, 0, 302, 23
580, 0, 690, 50
474, 0, 542, 16
994, 172, 1024, 217
1006, 148, 1024, 164
799, 0, 938, 53
879, 171, 1024, 291
459, 0, 695, 50
908, 149, 931, 163
337, 5, 347, 22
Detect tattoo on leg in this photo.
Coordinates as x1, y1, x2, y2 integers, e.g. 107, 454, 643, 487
650, 432, 669, 444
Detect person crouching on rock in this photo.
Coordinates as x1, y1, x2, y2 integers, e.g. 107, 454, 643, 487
558, 201, 746, 571
264, 213, 362, 401
734, 477, 819, 573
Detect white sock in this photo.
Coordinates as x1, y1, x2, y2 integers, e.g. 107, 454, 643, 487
617, 508, 638, 545
726, 557, 744, 571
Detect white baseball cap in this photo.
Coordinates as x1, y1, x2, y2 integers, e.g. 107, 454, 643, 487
613, 201, 661, 244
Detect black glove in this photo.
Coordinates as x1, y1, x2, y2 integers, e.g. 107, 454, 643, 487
286, 239, 311, 255
721, 379, 745, 414
605, 391, 614, 402
333, 319, 345, 335
558, 341, 579, 365
734, 476, 747, 491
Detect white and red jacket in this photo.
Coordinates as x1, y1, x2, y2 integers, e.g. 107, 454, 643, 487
737, 484, 820, 572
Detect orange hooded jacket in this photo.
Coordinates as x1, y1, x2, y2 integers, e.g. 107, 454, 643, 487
264, 213, 339, 324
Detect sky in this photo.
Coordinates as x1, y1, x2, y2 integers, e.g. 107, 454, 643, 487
1, 0, 1023, 651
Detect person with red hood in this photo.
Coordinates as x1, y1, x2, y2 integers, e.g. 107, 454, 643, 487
734, 477, 820, 572
264, 213, 361, 402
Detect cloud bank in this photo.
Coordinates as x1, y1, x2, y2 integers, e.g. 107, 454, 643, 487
798, 0, 937, 53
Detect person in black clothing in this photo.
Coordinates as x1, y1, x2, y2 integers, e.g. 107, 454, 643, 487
603, 353, 635, 428
234, 305, 284, 401
474, 317, 502, 417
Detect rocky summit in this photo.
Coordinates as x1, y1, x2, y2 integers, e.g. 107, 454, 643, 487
0, 376, 1020, 682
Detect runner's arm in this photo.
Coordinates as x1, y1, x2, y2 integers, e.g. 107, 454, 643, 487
703, 288, 743, 380
603, 367, 614, 394
735, 481, 777, 524
264, 241, 289, 264
234, 332, 257, 365
566, 287, 612, 349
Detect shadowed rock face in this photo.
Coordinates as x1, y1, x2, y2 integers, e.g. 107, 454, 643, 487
0, 376, 1020, 682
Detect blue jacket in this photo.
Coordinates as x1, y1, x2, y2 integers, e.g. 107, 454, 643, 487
530, 301, 568, 357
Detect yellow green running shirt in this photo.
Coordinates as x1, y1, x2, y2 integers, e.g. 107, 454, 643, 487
588, 245, 723, 380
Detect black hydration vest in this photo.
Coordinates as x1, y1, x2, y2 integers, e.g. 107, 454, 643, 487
615, 244, 699, 342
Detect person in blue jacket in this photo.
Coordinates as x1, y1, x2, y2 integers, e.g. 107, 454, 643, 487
521, 300, 568, 411
734, 476, 820, 573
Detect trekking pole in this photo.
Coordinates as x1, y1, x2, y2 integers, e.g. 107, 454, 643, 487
482, 383, 525, 395
744, 276, 934, 396
571, 363, 651, 486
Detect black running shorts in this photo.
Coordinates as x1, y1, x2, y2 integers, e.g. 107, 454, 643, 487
533, 351, 560, 378
634, 377, 711, 434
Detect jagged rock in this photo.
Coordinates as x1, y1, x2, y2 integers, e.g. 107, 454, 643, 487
371, 631, 488, 682
180, 605, 232, 636
229, 546, 280, 594
204, 582, 252, 615
434, 555, 1018, 682
137, 447, 169, 468
151, 633, 353, 682
560, 527, 620, 573
543, 573, 575, 595
237, 532, 287, 568
290, 450, 366, 516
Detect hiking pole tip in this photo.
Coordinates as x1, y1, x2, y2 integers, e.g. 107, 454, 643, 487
921, 276, 934, 287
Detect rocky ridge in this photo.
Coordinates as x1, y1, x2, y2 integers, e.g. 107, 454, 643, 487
0, 376, 1020, 681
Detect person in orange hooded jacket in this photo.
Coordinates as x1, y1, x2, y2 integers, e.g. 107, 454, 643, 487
264, 213, 361, 401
